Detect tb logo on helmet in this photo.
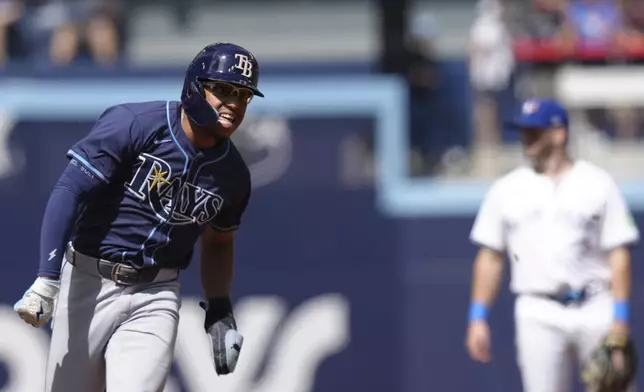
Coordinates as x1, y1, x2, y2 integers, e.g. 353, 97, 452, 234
234, 54, 254, 78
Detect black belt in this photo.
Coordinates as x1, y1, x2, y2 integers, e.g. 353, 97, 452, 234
537, 287, 590, 305
65, 245, 171, 286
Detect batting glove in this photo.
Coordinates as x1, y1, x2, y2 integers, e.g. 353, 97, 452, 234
14, 277, 60, 327
200, 297, 243, 375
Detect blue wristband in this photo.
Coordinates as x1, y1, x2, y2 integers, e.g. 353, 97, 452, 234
614, 301, 630, 322
468, 302, 489, 322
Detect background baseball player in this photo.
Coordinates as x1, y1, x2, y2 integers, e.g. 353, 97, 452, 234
12, 42, 263, 392
464, 98, 639, 392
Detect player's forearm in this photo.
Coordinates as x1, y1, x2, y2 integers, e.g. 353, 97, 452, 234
609, 247, 631, 301
468, 248, 504, 321
471, 248, 504, 304
200, 240, 235, 298
609, 247, 632, 325
38, 162, 102, 279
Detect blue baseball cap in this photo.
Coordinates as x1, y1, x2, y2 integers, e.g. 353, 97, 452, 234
506, 98, 569, 130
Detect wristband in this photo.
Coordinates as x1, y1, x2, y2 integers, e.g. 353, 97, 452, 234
613, 301, 629, 323
468, 302, 489, 322
201, 296, 234, 330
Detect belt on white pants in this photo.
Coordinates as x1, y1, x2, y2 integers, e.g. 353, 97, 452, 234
64, 243, 179, 286
527, 282, 609, 306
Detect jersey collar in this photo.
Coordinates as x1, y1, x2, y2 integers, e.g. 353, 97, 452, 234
172, 101, 231, 162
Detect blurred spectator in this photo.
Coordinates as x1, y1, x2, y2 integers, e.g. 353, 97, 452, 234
565, 0, 622, 53
405, 13, 439, 175
511, 0, 572, 50
0, 0, 24, 65
518, 0, 569, 40
508, 0, 641, 140
468, 0, 515, 151
615, 0, 644, 55
566, 0, 640, 140
508, 0, 572, 99
47, 0, 123, 66
0, 0, 124, 67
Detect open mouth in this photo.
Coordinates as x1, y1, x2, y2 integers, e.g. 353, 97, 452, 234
218, 112, 236, 126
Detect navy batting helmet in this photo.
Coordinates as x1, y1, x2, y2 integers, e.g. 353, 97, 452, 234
181, 43, 264, 127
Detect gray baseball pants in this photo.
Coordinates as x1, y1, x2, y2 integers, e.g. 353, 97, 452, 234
45, 247, 181, 392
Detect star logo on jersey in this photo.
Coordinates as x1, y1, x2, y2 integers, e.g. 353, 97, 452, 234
148, 166, 170, 191
126, 153, 224, 226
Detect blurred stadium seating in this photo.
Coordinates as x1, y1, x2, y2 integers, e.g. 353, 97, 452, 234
1, 0, 644, 391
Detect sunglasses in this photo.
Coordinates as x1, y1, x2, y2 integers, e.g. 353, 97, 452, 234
201, 81, 254, 103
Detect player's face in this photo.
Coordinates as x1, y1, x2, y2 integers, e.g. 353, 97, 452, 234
202, 81, 253, 138
521, 127, 566, 166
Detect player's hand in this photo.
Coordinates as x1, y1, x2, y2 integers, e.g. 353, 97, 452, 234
608, 321, 630, 372
466, 320, 492, 363
200, 300, 243, 375
13, 277, 60, 327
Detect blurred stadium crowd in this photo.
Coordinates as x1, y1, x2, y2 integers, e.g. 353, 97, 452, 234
464, 0, 644, 179
1, 0, 643, 179
470, 0, 644, 145
0, 0, 124, 66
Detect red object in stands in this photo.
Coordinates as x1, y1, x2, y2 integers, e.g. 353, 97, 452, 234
512, 38, 644, 62
512, 39, 567, 62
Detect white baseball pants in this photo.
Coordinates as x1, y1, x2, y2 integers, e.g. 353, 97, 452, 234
514, 291, 635, 392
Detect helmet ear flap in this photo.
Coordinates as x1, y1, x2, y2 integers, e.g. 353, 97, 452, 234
189, 79, 205, 99
182, 79, 220, 127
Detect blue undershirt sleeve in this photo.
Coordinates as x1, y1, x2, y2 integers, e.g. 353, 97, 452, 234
38, 104, 144, 279
37, 161, 105, 279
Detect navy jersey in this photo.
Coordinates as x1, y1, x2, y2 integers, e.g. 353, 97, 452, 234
66, 100, 251, 269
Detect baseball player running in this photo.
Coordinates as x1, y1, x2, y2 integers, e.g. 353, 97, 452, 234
465, 98, 639, 392
13, 42, 263, 392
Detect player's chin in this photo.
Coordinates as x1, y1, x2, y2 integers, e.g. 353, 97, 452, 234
523, 147, 540, 160
213, 120, 239, 138
524, 152, 537, 161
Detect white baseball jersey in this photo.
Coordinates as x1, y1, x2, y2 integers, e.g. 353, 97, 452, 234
470, 160, 639, 294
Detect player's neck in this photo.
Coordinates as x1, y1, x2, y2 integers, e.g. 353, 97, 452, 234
539, 153, 573, 179
181, 110, 218, 150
